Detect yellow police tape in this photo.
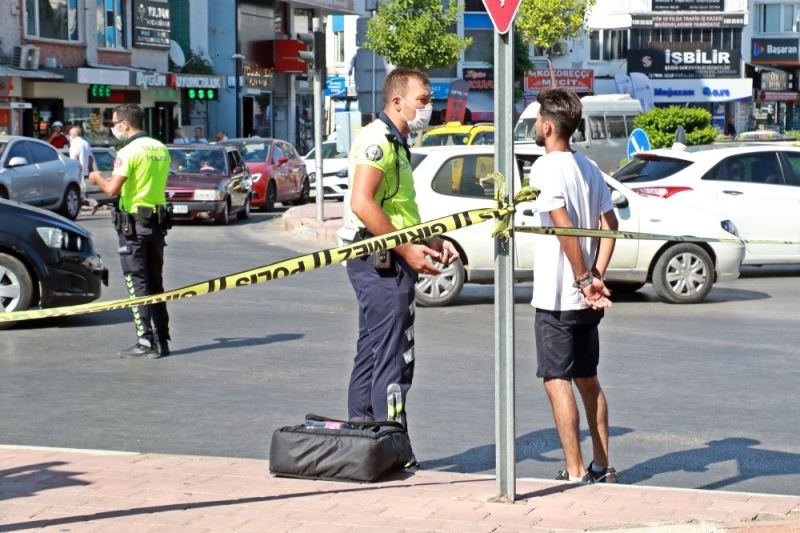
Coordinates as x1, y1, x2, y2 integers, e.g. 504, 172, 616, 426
2, 204, 799, 324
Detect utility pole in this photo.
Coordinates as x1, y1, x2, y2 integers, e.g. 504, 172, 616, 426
298, 17, 326, 222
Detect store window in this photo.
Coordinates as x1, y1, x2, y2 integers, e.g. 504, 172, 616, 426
590, 29, 628, 61
333, 31, 345, 64
464, 29, 492, 63
756, 2, 799, 33
25, 0, 80, 41
97, 0, 126, 49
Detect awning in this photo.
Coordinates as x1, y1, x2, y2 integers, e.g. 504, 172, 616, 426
0, 65, 63, 80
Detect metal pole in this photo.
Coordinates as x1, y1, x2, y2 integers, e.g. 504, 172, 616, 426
313, 18, 325, 223
371, 48, 377, 119
494, 26, 516, 503
234, 0, 241, 138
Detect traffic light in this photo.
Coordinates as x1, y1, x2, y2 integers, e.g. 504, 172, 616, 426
296, 31, 325, 72
183, 88, 218, 101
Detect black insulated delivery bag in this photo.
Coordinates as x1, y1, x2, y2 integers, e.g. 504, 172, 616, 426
269, 414, 413, 482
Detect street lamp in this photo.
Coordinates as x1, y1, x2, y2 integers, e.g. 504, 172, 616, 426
232, 53, 245, 138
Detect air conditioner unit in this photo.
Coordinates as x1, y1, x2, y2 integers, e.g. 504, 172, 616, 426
12, 45, 41, 70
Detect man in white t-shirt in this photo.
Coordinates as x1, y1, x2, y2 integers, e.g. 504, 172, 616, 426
528, 88, 619, 484
68, 126, 96, 211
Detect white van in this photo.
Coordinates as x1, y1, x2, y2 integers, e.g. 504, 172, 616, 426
514, 94, 643, 173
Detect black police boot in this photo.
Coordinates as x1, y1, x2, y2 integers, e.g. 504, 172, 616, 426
119, 338, 160, 359
156, 339, 170, 357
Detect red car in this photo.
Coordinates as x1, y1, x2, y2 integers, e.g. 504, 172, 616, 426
219, 138, 310, 211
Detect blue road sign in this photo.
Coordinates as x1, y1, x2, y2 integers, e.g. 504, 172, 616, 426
326, 76, 347, 97
627, 128, 651, 160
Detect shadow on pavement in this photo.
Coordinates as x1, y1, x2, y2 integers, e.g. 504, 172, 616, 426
168, 333, 304, 356
0, 476, 485, 532
623, 437, 800, 490
0, 461, 89, 502
424, 426, 634, 474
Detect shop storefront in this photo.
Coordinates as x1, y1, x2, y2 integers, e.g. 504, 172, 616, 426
750, 38, 800, 132
242, 64, 274, 138
650, 78, 753, 130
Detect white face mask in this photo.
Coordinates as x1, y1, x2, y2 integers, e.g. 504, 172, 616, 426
112, 122, 127, 141
401, 97, 433, 132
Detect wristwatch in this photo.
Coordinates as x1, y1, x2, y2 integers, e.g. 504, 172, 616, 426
573, 273, 594, 290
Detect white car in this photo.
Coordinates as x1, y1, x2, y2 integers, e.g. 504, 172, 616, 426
613, 145, 800, 265
304, 141, 348, 200
411, 145, 745, 306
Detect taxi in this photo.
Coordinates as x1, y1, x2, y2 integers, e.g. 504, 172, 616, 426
419, 122, 494, 147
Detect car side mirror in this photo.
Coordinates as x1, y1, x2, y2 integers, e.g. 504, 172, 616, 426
233, 166, 244, 174
611, 190, 628, 208
7, 156, 29, 168
277, 156, 289, 165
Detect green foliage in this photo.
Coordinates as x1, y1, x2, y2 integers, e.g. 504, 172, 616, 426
782, 130, 800, 140
633, 107, 715, 148
178, 50, 215, 75
365, 0, 471, 69
516, 0, 595, 55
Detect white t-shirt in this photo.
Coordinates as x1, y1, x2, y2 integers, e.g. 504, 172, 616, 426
69, 136, 92, 177
529, 151, 613, 311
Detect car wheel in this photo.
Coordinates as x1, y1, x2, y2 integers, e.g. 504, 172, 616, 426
237, 195, 251, 220
0, 186, 8, 200
293, 178, 310, 205
0, 253, 34, 329
415, 257, 466, 307
214, 199, 230, 225
264, 181, 277, 212
605, 281, 645, 294
58, 184, 81, 220
652, 244, 714, 304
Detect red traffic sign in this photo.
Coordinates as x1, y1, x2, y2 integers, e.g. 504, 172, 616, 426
481, 0, 522, 34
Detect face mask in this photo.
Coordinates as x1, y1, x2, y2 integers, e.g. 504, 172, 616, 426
401, 97, 432, 132
112, 123, 127, 142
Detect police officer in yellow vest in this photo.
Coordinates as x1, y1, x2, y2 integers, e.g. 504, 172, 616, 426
88, 104, 172, 359
339, 68, 459, 464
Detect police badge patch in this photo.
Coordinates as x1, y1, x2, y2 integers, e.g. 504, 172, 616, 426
364, 145, 383, 161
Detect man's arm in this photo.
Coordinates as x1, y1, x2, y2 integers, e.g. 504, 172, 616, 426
350, 164, 441, 274
88, 171, 126, 197
592, 209, 618, 278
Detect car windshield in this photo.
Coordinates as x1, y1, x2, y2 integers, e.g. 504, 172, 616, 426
238, 142, 268, 162
514, 118, 536, 142
613, 156, 693, 183
168, 148, 228, 174
0, 141, 6, 159
93, 150, 115, 171
421, 133, 469, 147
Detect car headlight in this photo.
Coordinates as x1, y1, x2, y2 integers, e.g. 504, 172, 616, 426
36, 227, 83, 251
194, 189, 223, 201
250, 173, 262, 183
721, 219, 739, 237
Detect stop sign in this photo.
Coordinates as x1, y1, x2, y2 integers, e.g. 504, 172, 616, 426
481, 0, 522, 34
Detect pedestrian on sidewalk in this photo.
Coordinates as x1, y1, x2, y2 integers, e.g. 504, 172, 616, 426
338, 68, 459, 466
528, 88, 619, 483
68, 126, 99, 213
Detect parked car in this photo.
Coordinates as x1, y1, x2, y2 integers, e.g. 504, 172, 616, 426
0, 198, 107, 327
410, 145, 744, 306
613, 145, 800, 265
420, 122, 495, 147
219, 138, 310, 210
166, 145, 253, 224
0, 135, 83, 220
304, 140, 348, 200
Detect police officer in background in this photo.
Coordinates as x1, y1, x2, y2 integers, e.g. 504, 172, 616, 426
339, 68, 459, 464
88, 104, 172, 359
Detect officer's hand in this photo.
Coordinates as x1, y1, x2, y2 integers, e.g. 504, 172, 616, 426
428, 237, 460, 265
396, 244, 442, 275
88, 171, 102, 184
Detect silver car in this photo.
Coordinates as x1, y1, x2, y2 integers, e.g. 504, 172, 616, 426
0, 136, 82, 220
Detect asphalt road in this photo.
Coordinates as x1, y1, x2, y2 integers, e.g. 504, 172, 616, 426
1, 206, 799, 496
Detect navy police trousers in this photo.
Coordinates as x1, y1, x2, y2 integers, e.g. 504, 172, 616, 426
346, 253, 418, 424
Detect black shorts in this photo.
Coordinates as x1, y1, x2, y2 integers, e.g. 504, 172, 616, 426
535, 308, 604, 379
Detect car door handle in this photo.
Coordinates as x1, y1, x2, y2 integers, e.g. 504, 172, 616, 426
722, 190, 744, 196
522, 209, 534, 216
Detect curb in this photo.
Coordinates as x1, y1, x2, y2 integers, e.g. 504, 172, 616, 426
281, 204, 343, 245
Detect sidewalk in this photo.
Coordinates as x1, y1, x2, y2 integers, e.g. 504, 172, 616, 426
281, 201, 344, 245
1, 445, 798, 532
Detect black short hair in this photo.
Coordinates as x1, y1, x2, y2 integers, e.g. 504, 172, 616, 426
114, 104, 144, 130
536, 89, 583, 139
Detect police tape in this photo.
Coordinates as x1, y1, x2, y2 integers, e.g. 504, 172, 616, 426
0, 207, 504, 323
2, 206, 799, 324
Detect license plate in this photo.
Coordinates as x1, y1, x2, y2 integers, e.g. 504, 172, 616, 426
172, 204, 188, 214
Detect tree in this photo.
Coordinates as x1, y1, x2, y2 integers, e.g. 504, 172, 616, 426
365, 0, 472, 69
515, 0, 595, 85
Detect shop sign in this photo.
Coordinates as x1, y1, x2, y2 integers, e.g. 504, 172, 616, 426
87, 88, 142, 104
652, 0, 724, 11
751, 38, 800, 64
326, 76, 347, 97
430, 82, 451, 100
760, 71, 789, 91
628, 47, 740, 79
631, 14, 745, 29
758, 91, 799, 102
463, 68, 494, 91
133, 0, 171, 49
523, 69, 594, 92
652, 78, 752, 103
175, 75, 223, 89
244, 64, 274, 89
135, 71, 167, 89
